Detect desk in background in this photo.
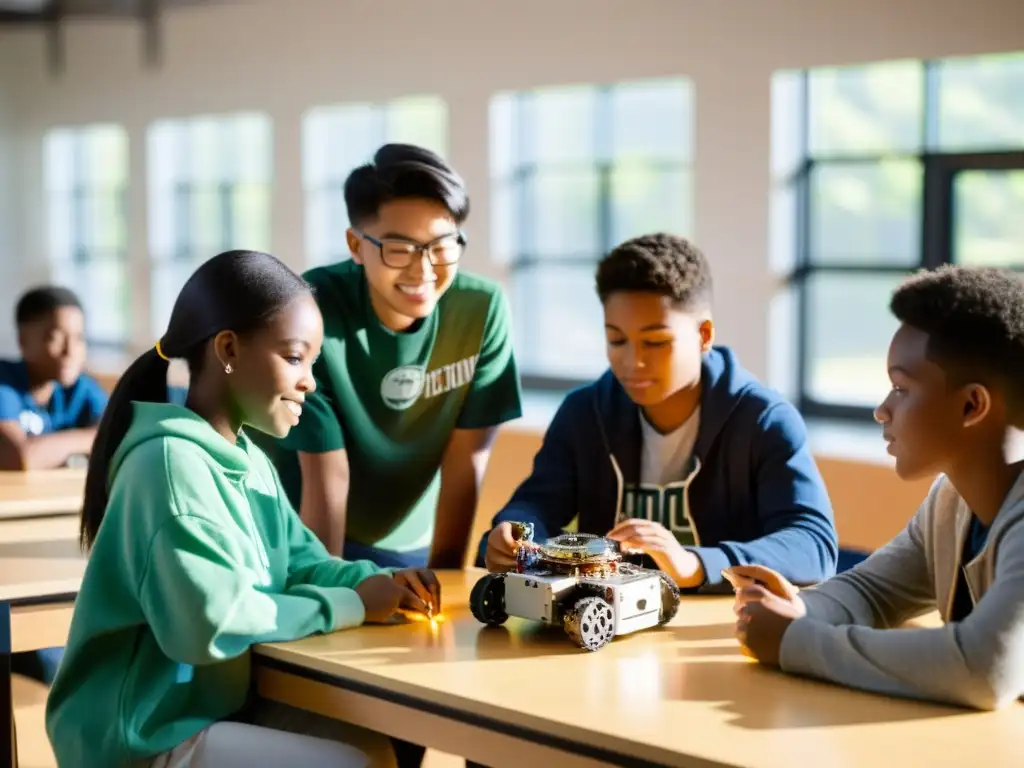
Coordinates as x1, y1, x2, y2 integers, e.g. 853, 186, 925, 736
255, 569, 1024, 768
0, 470, 86, 521
0, 515, 84, 768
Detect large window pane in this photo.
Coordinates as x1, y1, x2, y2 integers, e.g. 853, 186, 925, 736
489, 93, 518, 180
784, 52, 1024, 417
953, 169, 1024, 268
229, 115, 273, 183
148, 112, 272, 262
804, 273, 906, 407
54, 258, 128, 347
85, 191, 126, 254
231, 184, 271, 253
190, 188, 226, 253
385, 96, 448, 156
609, 79, 692, 162
491, 77, 694, 380
609, 165, 691, 245
150, 260, 203, 342
530, 169, 601, 259
771, 71, 806, 180
47, 192, 73, 260
85, 125, 129, 187
490, 179, 518, 264
187, 118, 226, 184
511, 262, 606, 379
148, 112, 272, 333
307, 188, 350, 264
302, 96, 449, 266
43, 124, 129, 346
935, 52, 1024, 152
809, 160, 922, 266
522, 85, 597, 165
808, 60, 923, 156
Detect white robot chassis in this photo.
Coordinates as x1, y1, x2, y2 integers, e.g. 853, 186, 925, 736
470, 523, 681, 651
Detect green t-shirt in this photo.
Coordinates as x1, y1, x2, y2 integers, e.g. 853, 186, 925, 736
262, 260, 522, 553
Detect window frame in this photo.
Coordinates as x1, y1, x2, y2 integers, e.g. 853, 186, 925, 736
301, 96, 450, 269
790, 62, 1024, 422
497, 82, 693, 391
44, 125, 130, 351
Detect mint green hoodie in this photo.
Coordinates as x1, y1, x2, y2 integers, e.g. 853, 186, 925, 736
45, 402, 385, 768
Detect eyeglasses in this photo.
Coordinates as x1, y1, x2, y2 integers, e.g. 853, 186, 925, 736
356, 230, 467, 269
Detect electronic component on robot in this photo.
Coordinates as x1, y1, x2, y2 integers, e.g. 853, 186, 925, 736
470, 526, 680, 651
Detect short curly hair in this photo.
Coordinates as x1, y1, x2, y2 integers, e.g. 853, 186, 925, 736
15, 285, 82, 327
595, 233, 712, 311
890, 265, 1024, 405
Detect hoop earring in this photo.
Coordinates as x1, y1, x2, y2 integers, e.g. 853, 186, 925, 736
224, 363, 233, 375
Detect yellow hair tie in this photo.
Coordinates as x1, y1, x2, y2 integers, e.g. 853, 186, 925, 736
154, 340, 169, 361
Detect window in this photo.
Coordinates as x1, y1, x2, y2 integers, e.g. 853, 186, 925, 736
775, 52, 1024, 420
303, 95, 448, 267
43, 124, 129, 348
147, 112, 272, 334
491, 78, 694, 385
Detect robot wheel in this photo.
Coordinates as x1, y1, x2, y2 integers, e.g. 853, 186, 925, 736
469, 573, 508, 627
657, 571, 681, 625
564, 595, 615, 651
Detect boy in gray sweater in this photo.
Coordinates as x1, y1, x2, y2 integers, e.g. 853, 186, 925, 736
728, 265, 1024, 711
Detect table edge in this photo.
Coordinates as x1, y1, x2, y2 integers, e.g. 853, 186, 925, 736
253, 653, 722, 768
0, 502, 83, 519
0, 580, 83, 603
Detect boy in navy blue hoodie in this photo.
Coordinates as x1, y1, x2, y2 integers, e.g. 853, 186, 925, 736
478, 233, 838, 590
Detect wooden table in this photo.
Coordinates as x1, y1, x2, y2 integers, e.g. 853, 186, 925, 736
254, 569, 1024, 768
0, 516, 86, 768
0, 470, 86, 520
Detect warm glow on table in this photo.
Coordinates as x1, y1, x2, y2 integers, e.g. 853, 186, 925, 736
255, 569, 1024, 768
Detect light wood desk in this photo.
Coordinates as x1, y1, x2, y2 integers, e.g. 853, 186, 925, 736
0, 518, 86, 768
0, 470, 86, 520
255, 569, 1024, 768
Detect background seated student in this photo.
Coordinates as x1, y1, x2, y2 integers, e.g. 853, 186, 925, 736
480, 233, 838, 591
731, 265, 1024, 712
261, 144, 522, 574
0, 285, 107, 471
46, 250, 439, 768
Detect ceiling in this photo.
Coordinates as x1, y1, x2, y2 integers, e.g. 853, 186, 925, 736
0, 0, 219, 20
0, 0, 228, 71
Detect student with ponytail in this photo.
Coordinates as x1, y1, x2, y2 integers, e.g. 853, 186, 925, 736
46, 250, 439, 768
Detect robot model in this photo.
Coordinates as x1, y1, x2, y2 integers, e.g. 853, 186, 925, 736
470, 522, 680, 651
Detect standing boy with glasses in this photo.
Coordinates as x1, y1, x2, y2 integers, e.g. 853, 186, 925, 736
261, 143, 522, 579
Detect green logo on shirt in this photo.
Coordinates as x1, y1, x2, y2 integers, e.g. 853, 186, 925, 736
380, 365, 427, 410
423, 354, 479, 400
621, 483, 697, 546
379, 355, 481, 410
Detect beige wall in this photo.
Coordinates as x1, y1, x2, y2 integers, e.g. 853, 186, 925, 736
0, 79, 18, 355
1, 0, 1022, 384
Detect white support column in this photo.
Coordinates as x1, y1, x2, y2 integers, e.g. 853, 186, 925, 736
271, 102, 307, 274
124, 117, 152, 358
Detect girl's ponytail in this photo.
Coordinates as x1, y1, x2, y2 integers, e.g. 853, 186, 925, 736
80, 347, 171, 549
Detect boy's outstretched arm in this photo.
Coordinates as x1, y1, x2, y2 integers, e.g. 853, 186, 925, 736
779, 480, 1024, 710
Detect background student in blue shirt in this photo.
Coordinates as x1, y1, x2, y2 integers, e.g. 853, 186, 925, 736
0, 286, 108, 471
479, 233, 838, 590
1, 286, 108, 684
